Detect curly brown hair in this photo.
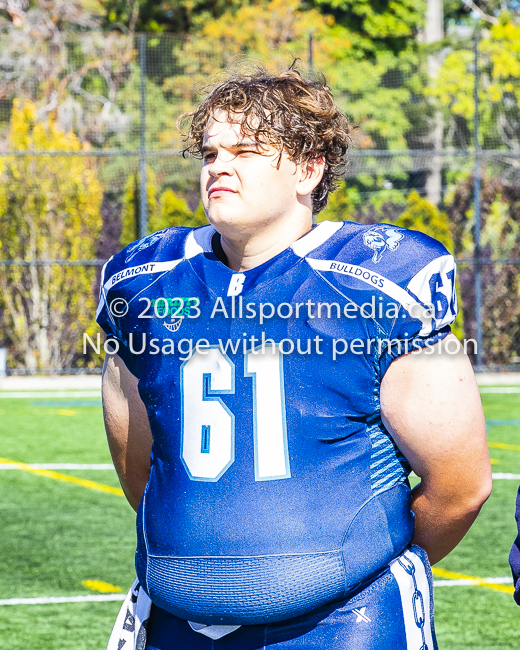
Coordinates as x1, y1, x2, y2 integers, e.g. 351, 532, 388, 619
177, 66, 352, 214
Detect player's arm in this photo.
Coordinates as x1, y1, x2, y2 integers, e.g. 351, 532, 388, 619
102, 353, 153, 511
380, 333, 492, 565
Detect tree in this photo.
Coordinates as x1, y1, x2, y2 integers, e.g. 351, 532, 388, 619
428, 18, 520, 150
317, 181, 356, 223
395, 190, 451, 248
121, 171, 208, 247
0, 1, 139, 149
443, 0, 519, 30
317, 178, 408, 225
120, 166, 158, 247
309, 0, 424, 57
421, 0, 444, 206
0, 99, 102, 371
447, 174, 520, 365
0, 0, 104, 30
166, 0, 420, 151
157, 189, 207, 230
98, 0, 248, 33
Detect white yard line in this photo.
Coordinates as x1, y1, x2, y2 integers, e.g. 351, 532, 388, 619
479, 387, 520, 393
0, 594, 125, 605
434, 577, 513, 587
412, 472, 520, 480
0, 580, 513, 605
0, 463, 114, 470
0, 391, 100, 398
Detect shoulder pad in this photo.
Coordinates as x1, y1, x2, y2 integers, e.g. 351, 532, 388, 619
111, 227, 190, 271
307, 221, 457, 337
309, 221, 449, 287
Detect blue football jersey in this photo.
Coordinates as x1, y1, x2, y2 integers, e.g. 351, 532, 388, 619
96, 220, 458, 625
510, 485, 520, 605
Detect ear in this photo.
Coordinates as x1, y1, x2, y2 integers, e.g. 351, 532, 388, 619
296, 157, 326, 198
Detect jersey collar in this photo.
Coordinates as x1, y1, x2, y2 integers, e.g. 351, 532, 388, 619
183, 221, 344, 262
183, 221, 345, 299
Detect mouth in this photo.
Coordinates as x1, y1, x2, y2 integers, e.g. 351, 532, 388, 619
208, 187, 236, 197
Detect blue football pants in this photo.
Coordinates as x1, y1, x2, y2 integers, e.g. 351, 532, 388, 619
145, 546, 438, 650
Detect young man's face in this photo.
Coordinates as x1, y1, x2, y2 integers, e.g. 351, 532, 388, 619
200, 111, 308, 239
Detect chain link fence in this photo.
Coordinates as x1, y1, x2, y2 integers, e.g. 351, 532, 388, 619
0, 31, 519, 373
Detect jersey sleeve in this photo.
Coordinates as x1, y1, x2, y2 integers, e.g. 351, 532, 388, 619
379, 248, 458, 376
94, 227, 190, 376
95, 256, 140, 377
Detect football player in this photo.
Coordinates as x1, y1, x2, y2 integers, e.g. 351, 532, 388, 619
510, 489, 520, 604
98, 68, 492, 649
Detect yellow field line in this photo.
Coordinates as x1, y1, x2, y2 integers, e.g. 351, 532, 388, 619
432, 567, 514, 594
0, 456, 124, 496
488, 441, 520, 452
82, 580, 123, 593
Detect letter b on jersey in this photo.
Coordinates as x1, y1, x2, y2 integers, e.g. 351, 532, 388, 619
227, 273, 246, 297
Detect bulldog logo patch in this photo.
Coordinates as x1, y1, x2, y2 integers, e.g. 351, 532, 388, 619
363, 226, 404, 263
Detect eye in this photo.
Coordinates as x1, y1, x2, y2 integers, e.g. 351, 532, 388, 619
202, 152, 217, 163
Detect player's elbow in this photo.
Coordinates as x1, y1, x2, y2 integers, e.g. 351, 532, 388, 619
426, 463, 492, 518
459, 467, 492, 515
476, 471, 493, 508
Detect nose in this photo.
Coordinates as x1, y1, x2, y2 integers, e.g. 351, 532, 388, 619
207, 151, 237, 178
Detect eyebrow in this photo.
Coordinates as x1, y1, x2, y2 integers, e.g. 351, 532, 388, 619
201, 141, 261, 155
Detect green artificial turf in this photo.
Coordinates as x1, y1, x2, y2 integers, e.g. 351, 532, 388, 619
0, 391, 519, 649
0, 601, 123, 650
435, 587, 520, 649
0, 399, 111, 463
431, 389, 520, 649
0, 397, 135, 650
0, 471, 135, 598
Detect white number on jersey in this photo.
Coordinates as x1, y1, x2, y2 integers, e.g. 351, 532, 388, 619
180, 347, 291, 482
181, 348, 235, 481
245, 347, 291, 481
406, 255, 457, 336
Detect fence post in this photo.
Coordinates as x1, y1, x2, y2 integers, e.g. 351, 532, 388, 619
0, 348, 6, 377
139, 33, 148, 240
473, 33, 483, 370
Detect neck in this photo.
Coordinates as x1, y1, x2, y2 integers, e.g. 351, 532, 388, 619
218, 212, 313, 272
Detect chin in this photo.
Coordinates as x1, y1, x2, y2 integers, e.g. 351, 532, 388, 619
207, 206, 239, 225
207, 213, 256, 237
